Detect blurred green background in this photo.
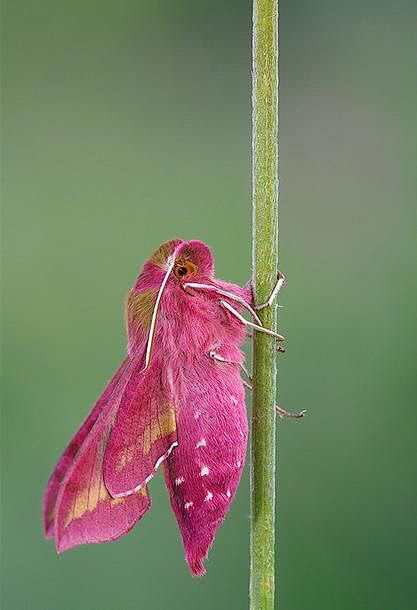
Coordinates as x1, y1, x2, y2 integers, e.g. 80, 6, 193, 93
1, 1, 416, 608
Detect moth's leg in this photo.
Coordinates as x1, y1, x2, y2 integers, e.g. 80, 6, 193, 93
183, 282, 263, 326
243, 383, 305, 418
245, 334, 284, 350
240, 362, 252, 382
209, 350, 252, 382
275, 405, 306, 419
234, 372, 305, 417
220, 300, 285, 342
254, 271, 286, 311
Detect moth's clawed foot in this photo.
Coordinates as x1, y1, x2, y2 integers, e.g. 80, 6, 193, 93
254, 271, 286, 311
275, 405, 306, 419
276, 345, 286, 354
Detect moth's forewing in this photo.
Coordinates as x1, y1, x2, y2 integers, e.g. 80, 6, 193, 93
53, 355, 151, 552
103, 360, 177, 497
42, 357, 130, 538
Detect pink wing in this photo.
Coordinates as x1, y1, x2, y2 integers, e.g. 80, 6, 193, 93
42, 357, 130, 538
53, 355, 151, 552
163, 354, 248, 576
103, 357, 177, 498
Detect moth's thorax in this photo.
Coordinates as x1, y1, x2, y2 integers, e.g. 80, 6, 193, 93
158, 279, 247, 362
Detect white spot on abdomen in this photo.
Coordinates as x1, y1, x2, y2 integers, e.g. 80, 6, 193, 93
204, 491, 213, 502
226, 489, 231, 498
231, 396, 238, 406
236, 460, 241, 468
184, 501, 193, 510
175, 477, 185, 486
196, 438, 206, 448
200, 466, 209, 476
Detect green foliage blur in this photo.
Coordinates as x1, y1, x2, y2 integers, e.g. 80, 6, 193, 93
2, 1, 416, 608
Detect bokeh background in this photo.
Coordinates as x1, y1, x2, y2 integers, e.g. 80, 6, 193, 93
2, 1, 416, 608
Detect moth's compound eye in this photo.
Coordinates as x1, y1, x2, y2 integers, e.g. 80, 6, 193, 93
177, 267, 188, 277
174, 260, 197, 280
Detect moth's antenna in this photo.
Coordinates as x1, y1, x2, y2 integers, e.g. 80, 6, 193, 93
142, 254, 176, 371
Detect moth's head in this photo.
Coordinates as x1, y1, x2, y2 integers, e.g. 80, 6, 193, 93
136, 239, 214, 289
172, 240, 214, 281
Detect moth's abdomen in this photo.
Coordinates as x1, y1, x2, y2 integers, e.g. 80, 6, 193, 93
163, 358, 247, 575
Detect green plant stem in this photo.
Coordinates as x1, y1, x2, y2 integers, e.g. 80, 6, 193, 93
250, 0, 279, 609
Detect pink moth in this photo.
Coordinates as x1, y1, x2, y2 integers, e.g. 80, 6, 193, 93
42, 239, 303, 576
